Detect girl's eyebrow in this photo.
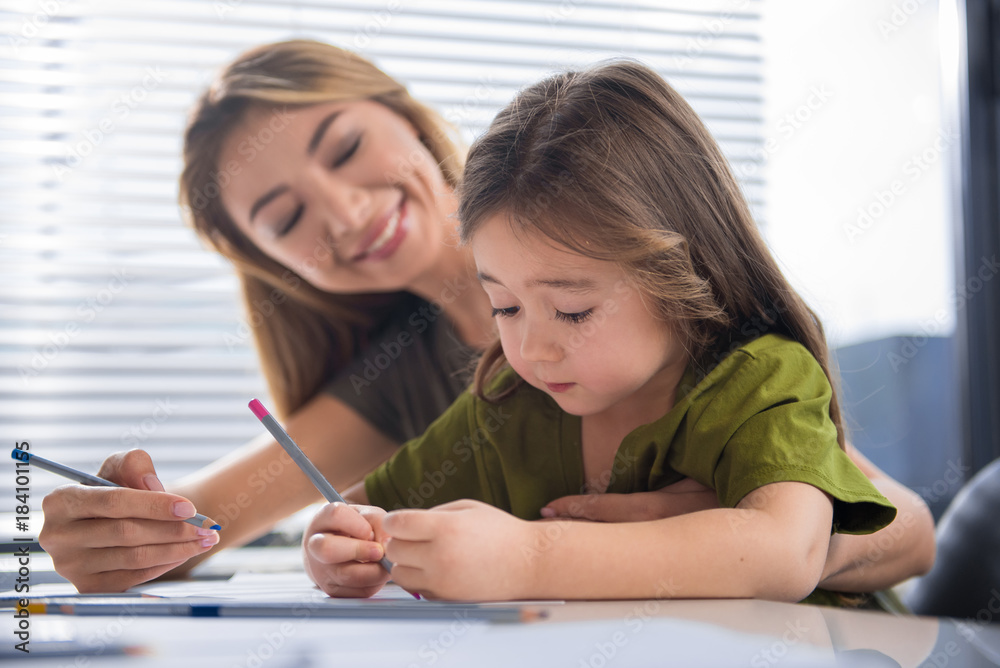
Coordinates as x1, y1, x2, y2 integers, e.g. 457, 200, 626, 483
477, 271, 597, 294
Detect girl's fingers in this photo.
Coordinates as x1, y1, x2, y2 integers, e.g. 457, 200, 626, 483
310, 503, 380, 541
383, 533, 433, 566
381, 508, 438, 541
312, 577, 389, 599
381, 500, 482, 540
305, 531, 384, 565
384, 563, 428, 597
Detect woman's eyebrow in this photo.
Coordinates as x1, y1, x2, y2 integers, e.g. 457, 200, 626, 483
308, 111, 343, 155
248, 110, 344, 223
249, 186, 288, 223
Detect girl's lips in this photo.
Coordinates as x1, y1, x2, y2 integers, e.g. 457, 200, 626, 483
353, 200, 408, 261
545, 382, 575, 393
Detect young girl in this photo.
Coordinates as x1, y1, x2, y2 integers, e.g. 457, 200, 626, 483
301, 60, 901, 604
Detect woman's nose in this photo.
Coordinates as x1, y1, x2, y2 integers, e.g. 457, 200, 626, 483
317, 179, 372, 241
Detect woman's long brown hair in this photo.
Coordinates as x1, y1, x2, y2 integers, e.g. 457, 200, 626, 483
178, 40, 464, 417
458, 60, 846, 448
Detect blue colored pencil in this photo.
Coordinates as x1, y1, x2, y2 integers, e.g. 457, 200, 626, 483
10, 449, 220, 531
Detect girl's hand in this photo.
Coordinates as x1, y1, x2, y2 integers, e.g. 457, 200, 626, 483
38, 450, 220, 593
540, 477, 718, 522
381, 499, 536, 601
303, 503, 392, 597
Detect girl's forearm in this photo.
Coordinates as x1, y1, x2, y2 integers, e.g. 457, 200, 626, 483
523, 505, 829, 602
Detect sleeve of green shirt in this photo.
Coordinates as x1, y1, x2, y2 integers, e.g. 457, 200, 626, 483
693, 336, 896, 535
364, 388, 494, 511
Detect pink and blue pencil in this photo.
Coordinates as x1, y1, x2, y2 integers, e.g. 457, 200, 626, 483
248, 398, 419, 599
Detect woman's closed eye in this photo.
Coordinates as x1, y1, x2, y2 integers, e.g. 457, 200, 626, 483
332, 136, 361, 168
276, 204, 304, 237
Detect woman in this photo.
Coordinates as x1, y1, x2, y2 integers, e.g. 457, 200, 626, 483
38, 40, 934, 595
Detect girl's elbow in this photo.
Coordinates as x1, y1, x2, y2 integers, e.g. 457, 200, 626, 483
773, 566, 824, 603
767, 539, 828, 603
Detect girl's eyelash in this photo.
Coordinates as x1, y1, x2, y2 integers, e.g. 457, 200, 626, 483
491, 306, 594, 324
277, 204, 303, 237
555, 309, 593, 324
333, 136, 361, 168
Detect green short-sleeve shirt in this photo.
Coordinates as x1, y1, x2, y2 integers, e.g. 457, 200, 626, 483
366, 334, 895, 536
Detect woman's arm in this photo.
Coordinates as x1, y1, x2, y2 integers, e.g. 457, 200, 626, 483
39, 393, 398, 592
819, 444, 935, 591
380, 481, 834, 601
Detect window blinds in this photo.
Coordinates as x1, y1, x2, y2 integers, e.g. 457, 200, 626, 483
0, 0, 764, 505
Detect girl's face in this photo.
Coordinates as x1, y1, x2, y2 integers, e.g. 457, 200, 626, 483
471, 215, 690, 419
218, 99, 455, 294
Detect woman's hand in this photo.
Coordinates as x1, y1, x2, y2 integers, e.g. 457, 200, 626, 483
381, 499, 537, 601
820, 444, 935, 591
38, 450, 220, 593
540, 477, 719, 522
303, 503, 392, 598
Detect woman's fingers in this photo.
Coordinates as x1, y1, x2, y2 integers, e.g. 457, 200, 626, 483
96, 449, 163, 490
541, 483, 720, 522
47, 516, 216, 550
44, 530, 219, 594
42, 484, 204, 526
78, 537, 218, 578
74, 561, 190, 594
36, 450, 218, 593
541, 492, 668, 521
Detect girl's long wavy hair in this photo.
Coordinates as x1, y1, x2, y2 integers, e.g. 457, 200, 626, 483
179, 40, 464, 418
458, 60, 846, 448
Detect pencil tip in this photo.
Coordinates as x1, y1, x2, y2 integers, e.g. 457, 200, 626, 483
211, 524, 221, 531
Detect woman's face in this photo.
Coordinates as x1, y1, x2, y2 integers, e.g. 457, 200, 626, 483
218, 99, 455, 294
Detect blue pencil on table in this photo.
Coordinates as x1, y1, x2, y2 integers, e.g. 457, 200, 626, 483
248, 398, 420, 600
9, 449, 220, 531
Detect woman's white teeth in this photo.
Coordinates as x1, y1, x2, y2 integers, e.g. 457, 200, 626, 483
367, 209, 401, 255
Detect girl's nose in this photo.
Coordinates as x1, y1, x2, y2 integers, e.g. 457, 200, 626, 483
519, 319, 563, 363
